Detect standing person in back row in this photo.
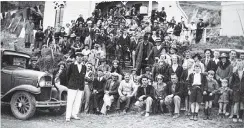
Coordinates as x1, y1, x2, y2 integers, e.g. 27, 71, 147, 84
195, 18, 205, 44
135, 34, 153, 75
65, 52, 86, 122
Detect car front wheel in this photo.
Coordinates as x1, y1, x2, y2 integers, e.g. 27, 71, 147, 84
10, 91, 36, 120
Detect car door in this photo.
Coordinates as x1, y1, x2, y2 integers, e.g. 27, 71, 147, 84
1, 67, 13, 95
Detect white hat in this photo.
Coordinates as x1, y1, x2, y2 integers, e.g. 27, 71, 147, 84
87, 20, 92, 24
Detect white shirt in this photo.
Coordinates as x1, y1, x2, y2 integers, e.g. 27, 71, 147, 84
172, 64, 178, 72
75, 61, 82, 73
156, 45, 161, 50
213, 58, 219, 65
82, 49, 91, 56
238, 71, 243, 80
193, 73, 202, 85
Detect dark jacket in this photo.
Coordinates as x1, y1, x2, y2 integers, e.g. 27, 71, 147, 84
52, 69, 67, 86
168, 65, 183, 80
66, 63, 86, 90
35, 31, 45, 41
216, 60, 233, 81
135, 41, 154, 69
165, 82, 185, 98
188, 73, 207, 91
230, 71, 244, 102
205, 59, 219, 72
147, 45, 164, 61
104, 79, 120, 97
136, 85, 155, 100
152, 62, 170, 82
173, 24, 182, 36
118, 35, 131, 51
93, 77, 107, 94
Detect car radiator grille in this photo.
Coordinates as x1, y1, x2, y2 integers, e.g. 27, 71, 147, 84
37, 87, 52, 101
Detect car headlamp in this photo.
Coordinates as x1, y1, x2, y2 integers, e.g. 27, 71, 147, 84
39, 77, 46, 87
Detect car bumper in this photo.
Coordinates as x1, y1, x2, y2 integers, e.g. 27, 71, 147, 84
36, 100, 66, 107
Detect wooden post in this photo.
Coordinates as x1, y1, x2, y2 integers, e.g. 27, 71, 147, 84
148, 1, 152, 17
203, 28, 207, 43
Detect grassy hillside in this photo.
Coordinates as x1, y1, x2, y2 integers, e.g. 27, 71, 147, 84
179, 1, 221, 27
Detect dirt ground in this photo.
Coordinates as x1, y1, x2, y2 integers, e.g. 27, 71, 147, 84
1, 105, 243, 128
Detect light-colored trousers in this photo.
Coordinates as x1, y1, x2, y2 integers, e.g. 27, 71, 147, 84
135, 97, 153, 113
100, 94, 114, 114
66, 89, 84, 119
83, 84, 91, 113
165, 95, 181, 114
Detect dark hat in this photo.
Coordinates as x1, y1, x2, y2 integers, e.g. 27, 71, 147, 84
219, 53, 229, 59
58, 61, 66, 67
204, 49, 212, 54
199, 18, 203, 21
94, 44, 100, 48
75, 52, 84, 56
144, 34, 149, 40
192, 53, 202, 60
145, 67, 151, 71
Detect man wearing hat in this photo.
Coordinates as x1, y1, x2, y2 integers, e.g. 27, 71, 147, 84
28, 56, 40, 71
66, 52, 86, 121
195, 18, 205, 44
158, 7, 167, 22
101, 72, 120, 115
84, 20, 94, 47
146, 38, 166, 64
216, 53, 233, 83
135, 34, 154, 75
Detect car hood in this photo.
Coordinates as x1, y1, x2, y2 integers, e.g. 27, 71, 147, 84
9, 67, 48, 79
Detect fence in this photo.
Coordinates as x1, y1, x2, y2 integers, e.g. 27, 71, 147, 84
202, 27, 222, 43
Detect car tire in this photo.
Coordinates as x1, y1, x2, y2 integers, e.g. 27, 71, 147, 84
49, 93, 67, 115
10, 91, 36, 120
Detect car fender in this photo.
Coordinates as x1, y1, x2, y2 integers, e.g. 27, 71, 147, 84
1, 85, 41, 102
51, 84, 68, 100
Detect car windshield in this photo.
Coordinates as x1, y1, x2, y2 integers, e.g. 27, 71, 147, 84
2, 55, 28, 68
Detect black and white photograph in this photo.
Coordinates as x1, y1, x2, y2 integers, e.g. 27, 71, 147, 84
1, 0, 244, 128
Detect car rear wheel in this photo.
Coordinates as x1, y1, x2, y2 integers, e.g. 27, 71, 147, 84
10, 91, 36, 120
49, 93, 67, 115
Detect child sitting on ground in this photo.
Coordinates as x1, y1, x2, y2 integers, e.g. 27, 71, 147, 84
217, 79, 232, 116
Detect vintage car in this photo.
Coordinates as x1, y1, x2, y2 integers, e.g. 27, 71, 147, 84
1, 50, 68, 120
211, 48, 244, 56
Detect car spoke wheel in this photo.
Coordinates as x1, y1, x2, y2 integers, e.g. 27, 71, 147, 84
10, 91, 36, 120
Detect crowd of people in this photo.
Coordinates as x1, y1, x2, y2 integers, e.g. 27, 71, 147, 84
24, 5, 244, 123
